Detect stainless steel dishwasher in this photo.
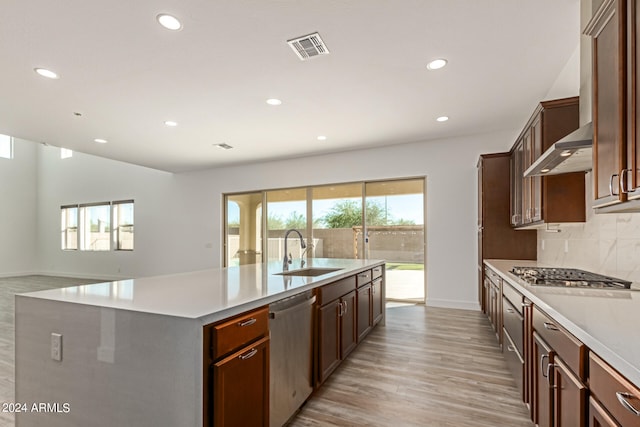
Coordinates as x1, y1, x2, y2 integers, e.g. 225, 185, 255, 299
269, 290, 316, 427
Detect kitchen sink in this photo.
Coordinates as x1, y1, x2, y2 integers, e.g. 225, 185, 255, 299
275, 267, 343, 277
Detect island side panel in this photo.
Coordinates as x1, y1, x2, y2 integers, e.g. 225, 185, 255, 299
15, 296, 202, 427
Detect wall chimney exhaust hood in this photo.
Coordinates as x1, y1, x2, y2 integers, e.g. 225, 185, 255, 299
523, 122, 593, 177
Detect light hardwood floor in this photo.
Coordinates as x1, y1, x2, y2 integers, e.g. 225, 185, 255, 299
289, 305, 534, 427
0, 275, 103, 427
1, 278, 533, 427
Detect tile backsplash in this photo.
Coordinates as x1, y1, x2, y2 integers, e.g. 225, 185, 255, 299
537, 174, 640, 282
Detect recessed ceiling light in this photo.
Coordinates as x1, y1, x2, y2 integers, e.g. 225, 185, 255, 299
427, 59, 448, 70
215, 143, 233, 150
94, 138, 108, 144
34, 68, 59, 79
266, 98, 282, 106
164, 120, 178, 127
317, 135, 327, 141
436, 116, 449, 122
541, 168, 550, 173
156, 14, 182, 31
560, 150, 572, 157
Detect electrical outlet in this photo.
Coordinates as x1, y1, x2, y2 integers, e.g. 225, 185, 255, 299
51, 333, 62, 361
564, 240, 569, 253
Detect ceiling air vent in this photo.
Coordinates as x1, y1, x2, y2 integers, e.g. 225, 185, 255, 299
287, 32, 330, 61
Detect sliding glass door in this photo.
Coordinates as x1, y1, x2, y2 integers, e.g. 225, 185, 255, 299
364, 179, 425, 302
223, 177, 426, 303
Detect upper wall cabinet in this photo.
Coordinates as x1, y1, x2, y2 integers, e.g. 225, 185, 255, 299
586, 0, 640, 211
510, 97, 586, 228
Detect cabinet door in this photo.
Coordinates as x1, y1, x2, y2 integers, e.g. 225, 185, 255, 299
534, 332, 555, 427
212, 336, 269, 427
357, 284, 372, 342
589, 396, 620, 427
628, 0, 640, 199
531, 116, 543, 223
554, 357, 587, 427
510, 143, 524, 227
372, 278, 383, 325
522, 132, 533, 224
523, 299, 534, 419
317, 300, 341, 384
340, 290, 357, 359
587, 0, 626, 207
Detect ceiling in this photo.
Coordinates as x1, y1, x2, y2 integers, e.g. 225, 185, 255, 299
0, 0, 580, 173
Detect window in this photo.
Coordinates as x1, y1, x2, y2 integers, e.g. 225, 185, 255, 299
113, 200, 134, 250
61, 206, 78, 250
61, 200, 135, 252
80, 203, 111, 251
0, 134, 13, 159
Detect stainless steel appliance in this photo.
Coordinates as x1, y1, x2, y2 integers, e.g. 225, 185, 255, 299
269, 291, 316, 427
510, 266, 631, 289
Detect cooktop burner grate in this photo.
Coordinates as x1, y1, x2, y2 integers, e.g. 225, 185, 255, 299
510, 267, 632, 289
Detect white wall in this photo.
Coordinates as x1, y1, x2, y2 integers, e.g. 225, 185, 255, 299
28, 130, 516, 308
0, 138, 39, 276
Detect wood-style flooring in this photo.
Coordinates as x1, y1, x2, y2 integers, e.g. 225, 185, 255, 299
0, 277, 533, 427
0, 275, 103, 427
289, 305, 534, 427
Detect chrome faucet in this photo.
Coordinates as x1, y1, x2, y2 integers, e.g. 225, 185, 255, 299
283, 229, 306, 271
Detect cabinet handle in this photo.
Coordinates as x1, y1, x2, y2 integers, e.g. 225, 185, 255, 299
338, 302, 344, 317
616, 392, 640, 416
546, 363, 556, 386
540, 354, 549, 379
507, 345, 516, 352
358, 273, 369, 278
342, 301, 348, 316
610, 174, 620, 196
507, 308, 515, 314
238, 318, 257, 327
371, 285, 376, 295
239, 348, 258, 360
621, 169, 632, 194
543, 322, 559, 331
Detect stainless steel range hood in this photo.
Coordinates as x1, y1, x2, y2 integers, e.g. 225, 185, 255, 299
523, 122, 593, 177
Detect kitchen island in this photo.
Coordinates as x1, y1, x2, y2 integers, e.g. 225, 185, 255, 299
14, 258, 385, 427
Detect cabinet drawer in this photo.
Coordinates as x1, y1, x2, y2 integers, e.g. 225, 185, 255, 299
209, 306, 269, 360
485, 267, 500, 286
533, 307, 586, 380
372, 265, 383, 280
503, 328, 524, 400
502, 296, 523, 355
356, 270, 372, 287
589, 352, 640, 426
502, 282, 523, 315
317, 276, 356, 305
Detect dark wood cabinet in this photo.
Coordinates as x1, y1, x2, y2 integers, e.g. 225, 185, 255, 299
510, 97, 585, 227
553, 357, 587, 427
534, 332, 555, 427
477, 153, 536, 311
203, 306, 270, 427
318, 299, 341, 382
357, 283, 372, 342
211, 336, 269, 427
371, 277, 383, 326
589, 351, 640, 427
316, 283, 359, 385
586, 0, 640, 210
586, 0, 626, 208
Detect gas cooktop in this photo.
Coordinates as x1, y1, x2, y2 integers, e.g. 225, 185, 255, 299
510, 266, 632, 289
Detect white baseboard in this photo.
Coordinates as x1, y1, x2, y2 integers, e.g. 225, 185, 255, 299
425, 298, 481, 311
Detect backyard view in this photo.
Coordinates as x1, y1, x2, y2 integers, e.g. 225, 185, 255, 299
226, 179, 425, 302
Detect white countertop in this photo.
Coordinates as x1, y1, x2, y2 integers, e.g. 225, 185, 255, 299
485, 259, 640, 388
18, 258, 384, 322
